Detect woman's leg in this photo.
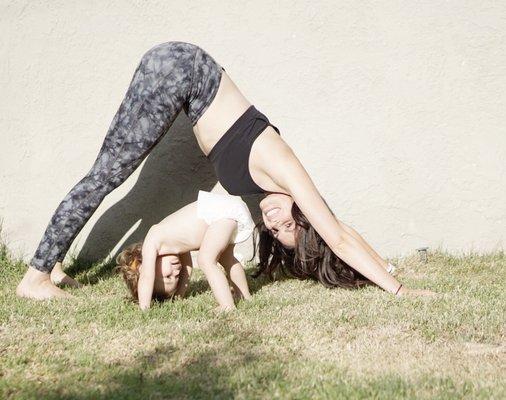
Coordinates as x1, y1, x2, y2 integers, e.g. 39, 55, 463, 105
18, 41, 199, 299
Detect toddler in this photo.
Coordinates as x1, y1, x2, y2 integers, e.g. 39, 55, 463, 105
116, 190, 255, 310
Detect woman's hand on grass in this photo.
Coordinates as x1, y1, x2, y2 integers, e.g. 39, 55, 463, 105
398, 287, 437, 297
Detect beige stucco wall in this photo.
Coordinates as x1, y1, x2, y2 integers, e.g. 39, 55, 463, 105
1, 0, 505, 267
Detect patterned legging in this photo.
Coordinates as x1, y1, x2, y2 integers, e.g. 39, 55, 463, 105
30, 41, 224, 273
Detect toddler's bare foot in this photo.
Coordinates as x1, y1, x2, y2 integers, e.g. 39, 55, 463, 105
232, 292, 252, 302
50, 262, 83, 288
230, 286, 252, 302
16, 266, 73, 300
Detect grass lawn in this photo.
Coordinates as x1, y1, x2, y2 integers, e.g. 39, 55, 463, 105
0, 232, 505, 399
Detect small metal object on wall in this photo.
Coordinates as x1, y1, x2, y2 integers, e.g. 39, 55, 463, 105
417, 247, 429, 263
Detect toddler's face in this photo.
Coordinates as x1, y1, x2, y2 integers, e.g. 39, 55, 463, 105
153, 254, 182, 298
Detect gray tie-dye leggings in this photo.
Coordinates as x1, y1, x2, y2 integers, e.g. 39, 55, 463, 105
30, 41, 224, 273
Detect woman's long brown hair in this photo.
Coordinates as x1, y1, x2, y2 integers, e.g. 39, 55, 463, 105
251, 200, 371, 289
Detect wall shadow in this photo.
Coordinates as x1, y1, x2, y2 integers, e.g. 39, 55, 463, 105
66, 113, 263, 279
68, 113, 215, 273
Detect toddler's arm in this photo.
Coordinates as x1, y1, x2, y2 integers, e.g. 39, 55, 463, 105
197, 219, 238, 310
174, 252, 193, 298
138, 238, 158, 310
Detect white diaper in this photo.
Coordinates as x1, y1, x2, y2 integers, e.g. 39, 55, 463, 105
197, 190, 255, 244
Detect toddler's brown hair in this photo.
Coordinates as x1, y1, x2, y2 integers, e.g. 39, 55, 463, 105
115, 242, 143, 301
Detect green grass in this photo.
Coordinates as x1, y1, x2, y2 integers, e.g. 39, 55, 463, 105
0, 228, 505, 399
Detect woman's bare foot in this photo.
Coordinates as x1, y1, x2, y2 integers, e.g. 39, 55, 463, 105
50, 262, 83, 288
16, 266, 73, 300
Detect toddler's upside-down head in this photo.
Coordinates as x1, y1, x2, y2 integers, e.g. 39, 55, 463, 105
115, 242, 181, 302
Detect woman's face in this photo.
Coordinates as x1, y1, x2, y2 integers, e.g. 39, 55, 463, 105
153, 254, 182, 298
259, 193, 297, 248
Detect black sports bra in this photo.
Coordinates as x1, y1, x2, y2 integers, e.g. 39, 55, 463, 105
207, 105, 280, 195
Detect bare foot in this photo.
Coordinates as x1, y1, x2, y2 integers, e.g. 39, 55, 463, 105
230, 286, 252, 302
50, 262, 83, 288
232, 292, 252, 302
16, 266, 73, 300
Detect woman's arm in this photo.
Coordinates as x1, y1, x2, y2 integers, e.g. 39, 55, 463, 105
339, 221, 391, 271
260, 140, 408, 294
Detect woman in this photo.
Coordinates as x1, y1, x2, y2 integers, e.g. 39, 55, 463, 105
17, 41, 434, 299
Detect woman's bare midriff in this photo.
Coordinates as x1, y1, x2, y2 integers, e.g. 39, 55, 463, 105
192, 70, 287, 194
192, 71, 252, 156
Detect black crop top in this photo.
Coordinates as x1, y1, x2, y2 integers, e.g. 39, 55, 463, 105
207, 105, 280, 195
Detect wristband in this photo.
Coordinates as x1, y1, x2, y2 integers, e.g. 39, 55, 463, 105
395, 283, 403, 295
387, 263, 396, 274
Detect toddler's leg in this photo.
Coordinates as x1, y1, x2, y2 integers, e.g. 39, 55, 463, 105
219, 245, 252, 300
197, 219, 238, 310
